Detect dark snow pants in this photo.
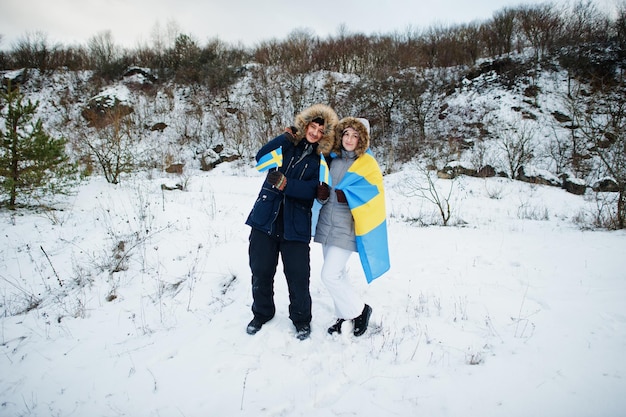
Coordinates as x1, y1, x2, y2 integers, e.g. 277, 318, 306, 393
248, 228, 312, 327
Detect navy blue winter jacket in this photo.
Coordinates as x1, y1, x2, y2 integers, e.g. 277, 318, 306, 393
246, 133, 321, 242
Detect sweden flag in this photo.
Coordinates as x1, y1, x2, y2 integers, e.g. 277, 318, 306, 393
335, 152, 390, 283
255, 147, 283, 172
319, 154, 331, 186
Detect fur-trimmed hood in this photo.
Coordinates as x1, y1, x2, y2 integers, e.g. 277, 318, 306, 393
332, 117, 370, 157
292, 104, 338, 157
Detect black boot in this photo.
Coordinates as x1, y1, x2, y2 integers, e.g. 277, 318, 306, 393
295, 323, 311, 340
353, 304, 372, 337
327, 319, 345, 335
246, 317, 264, 335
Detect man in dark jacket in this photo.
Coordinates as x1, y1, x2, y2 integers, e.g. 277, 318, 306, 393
246, 104, 338, 340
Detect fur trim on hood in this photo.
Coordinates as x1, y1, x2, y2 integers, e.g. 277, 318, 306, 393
332, 117, 370, 157
293, 104, 338, 156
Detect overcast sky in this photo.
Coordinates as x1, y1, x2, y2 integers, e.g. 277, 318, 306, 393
0, 0, 617, 50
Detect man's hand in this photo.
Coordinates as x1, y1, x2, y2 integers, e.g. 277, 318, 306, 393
267, 171, 287, 191
284, 126, 298, 139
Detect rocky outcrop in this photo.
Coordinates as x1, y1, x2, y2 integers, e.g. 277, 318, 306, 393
516, 165, 561, 187
560, 173, 587, 195
437, 161, 498, 179
200, 145, 241, 171
1, 68, 27, 90
81, 93, 133, 128
592, 177, 620, 192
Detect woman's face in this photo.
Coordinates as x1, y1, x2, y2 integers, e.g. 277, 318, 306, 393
341, 127, 359, 152
305, 122, 325, 143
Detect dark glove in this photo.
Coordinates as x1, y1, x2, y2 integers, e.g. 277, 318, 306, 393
267, 170, 287, 191
335, 189, 347, 204
316, 183, 330, 200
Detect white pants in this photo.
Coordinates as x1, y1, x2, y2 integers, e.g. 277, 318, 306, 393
321, 245, 364, 320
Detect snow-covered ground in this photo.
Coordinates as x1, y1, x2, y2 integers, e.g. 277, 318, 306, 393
2, 162, 625, 417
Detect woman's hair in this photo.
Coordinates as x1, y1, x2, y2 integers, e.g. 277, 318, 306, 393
332, 117, 370, 157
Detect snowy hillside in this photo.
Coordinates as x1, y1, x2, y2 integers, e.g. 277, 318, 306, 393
6, 51, 620, 208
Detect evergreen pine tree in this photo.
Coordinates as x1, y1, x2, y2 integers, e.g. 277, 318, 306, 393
0, 86, 78, 209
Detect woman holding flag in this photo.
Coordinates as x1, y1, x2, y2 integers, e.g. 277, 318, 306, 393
314, 117, 390, 337
245, 104, 338, 340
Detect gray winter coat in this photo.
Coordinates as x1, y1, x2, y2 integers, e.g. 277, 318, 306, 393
314, 151, 357, 252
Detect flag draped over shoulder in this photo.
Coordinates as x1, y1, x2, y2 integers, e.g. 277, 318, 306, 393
255, 147, 283, 172
335, 152, 390, 283
319, 154, 331, 186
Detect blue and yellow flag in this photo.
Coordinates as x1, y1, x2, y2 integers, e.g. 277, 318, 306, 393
319, 154, 331, 186
335, 152, 390, 283
255, 147, 283, 172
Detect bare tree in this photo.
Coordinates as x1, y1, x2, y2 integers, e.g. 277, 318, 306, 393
282, 28, 318, 74
88, 30, 122, 78
396, 164, 457, 226
518, 3, 562, 62
88, 31, 117, 65
575, 85, 626, 228
497, 121, 536, 179
79, 107, 137, 184
457, 22, 483, 66
11, 31, 59, 72
397, 68, 449, 152
481, 8, 517, 57
561, 0, 610, 46
615, 3, 626, 56
558, 82, 594, 178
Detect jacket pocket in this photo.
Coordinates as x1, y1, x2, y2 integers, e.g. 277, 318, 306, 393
249, 188, 280, 224
290, 201, 312, 236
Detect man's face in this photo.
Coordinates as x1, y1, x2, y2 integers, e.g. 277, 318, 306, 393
305, 122, 325, 143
